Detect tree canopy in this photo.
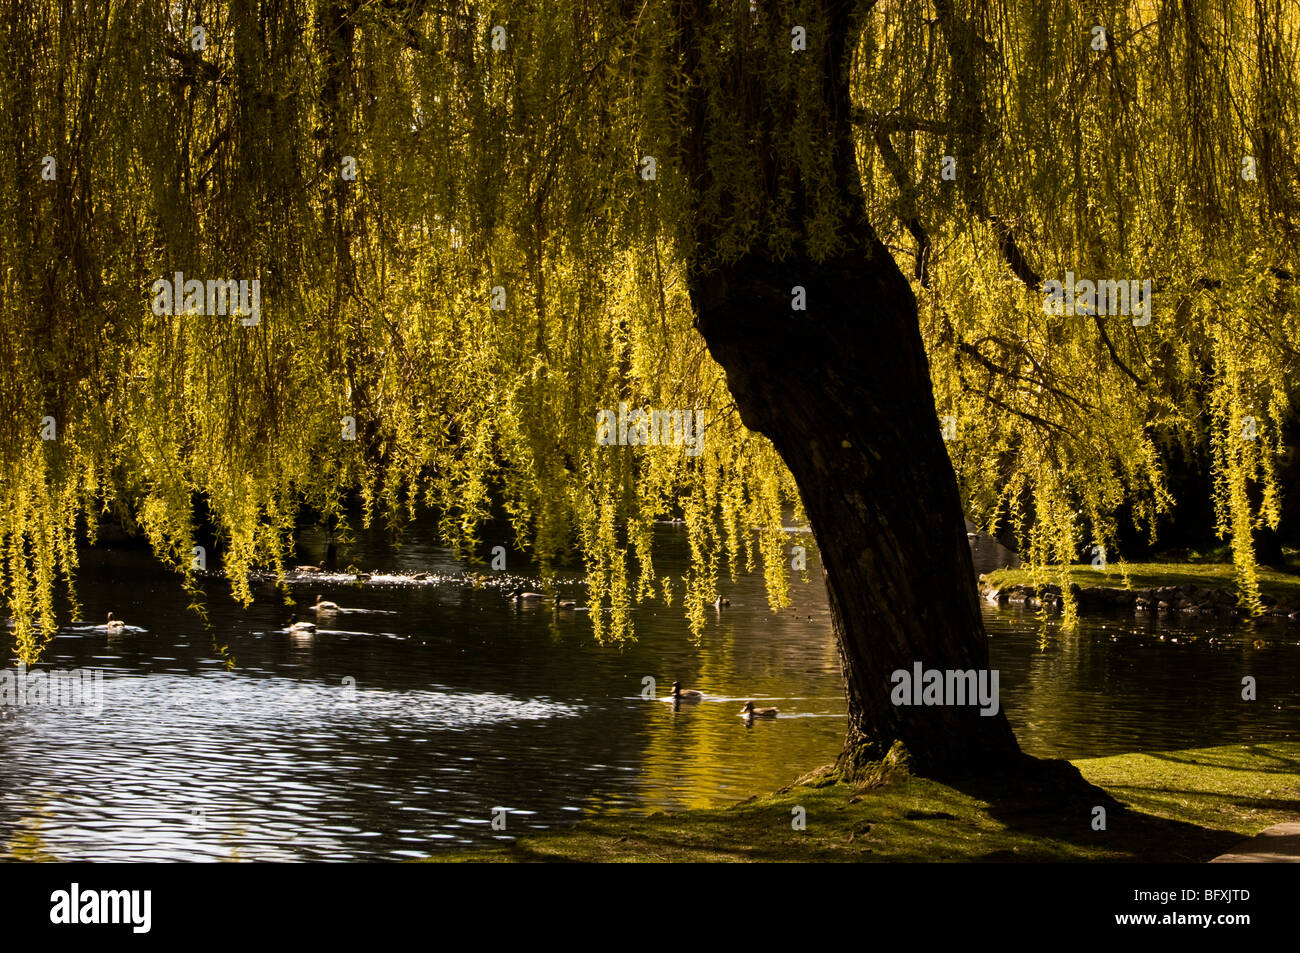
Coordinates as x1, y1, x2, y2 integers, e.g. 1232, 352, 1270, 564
2, 0, 1297, 662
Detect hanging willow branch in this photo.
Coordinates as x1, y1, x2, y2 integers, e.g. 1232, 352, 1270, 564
0, 0, 1297, 660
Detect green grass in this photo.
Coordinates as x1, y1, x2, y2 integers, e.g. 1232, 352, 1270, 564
984, 561, 1300, 604
1075, 746, 1300, 835
423, 743, 1300, 862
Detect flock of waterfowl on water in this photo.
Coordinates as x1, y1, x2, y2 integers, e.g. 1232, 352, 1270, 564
250, 565, 604, 635
670, 680, 779, 722
99, 567, 734, 637
97, 564, 777, 720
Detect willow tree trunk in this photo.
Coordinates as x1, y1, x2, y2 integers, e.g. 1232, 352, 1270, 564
677, 0, 1021, 777
689, 246, 1020, 777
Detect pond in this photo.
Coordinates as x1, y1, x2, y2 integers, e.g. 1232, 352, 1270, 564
2, 520, 1297, 860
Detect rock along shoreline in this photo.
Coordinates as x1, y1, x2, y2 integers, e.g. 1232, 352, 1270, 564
978, 578, 1300, 621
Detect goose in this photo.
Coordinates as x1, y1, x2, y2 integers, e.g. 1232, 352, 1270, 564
510, 588, 547, 603
740, 701, 778, 718
287, 614, 316, 634
669, 680, 703, 702
313, 595, 339, 612
105, 612, 127, 633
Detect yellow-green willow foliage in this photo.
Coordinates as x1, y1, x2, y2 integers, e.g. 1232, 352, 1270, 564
0, 0, 809, 660
856, 0, 1300, 615
2, 0, 1297, 661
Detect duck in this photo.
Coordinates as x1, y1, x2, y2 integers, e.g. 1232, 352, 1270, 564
411, 572, 430, 581
555, 596, 578, 610
313, 595, 339, 612
295, 564, 324, 574
287, 613, 317, 634
105, 612, 126, 633
354, 572, 372, 582
669, 680, 703, 702
740, 701, 778, 718
714, 596, 730, 608
510, 588, 547, 603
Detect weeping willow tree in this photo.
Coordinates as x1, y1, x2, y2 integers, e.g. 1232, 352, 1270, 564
1, 0, 1296, 776
858, 0, 1300, 628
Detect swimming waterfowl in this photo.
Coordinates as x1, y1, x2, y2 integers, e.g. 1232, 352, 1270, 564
555, 596, 578, 610
669, 680, 703, 702
510, 588, 547, 602
740, 701, 778, 718
411, 572, 430, 581
714, 596, 730, 608
296, 564, 324, 574
354, 572, 372, 582
287, 614, 316, 634
105, 612, 126, 632
313, 595, 339, 612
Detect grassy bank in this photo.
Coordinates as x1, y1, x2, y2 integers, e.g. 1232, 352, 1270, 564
984, 561, 1300, 606
426, 743, 1300, 862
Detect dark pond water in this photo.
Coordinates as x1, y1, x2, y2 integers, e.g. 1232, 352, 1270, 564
1, 520, 1297, 861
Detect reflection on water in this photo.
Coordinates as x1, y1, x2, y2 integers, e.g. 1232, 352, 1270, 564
987, 608, 1300, 758
1, 521, 1296, 860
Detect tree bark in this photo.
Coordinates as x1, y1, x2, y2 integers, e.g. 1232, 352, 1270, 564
677, 0, 1021, 777
688, 244, 1021, 777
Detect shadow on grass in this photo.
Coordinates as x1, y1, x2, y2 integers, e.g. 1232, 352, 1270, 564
925, 754, 1247, 862
1140, 746, 1300, 774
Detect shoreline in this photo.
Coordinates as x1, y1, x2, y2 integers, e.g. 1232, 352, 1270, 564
979, 563, 1300, 620
422, 742, 1300, 863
